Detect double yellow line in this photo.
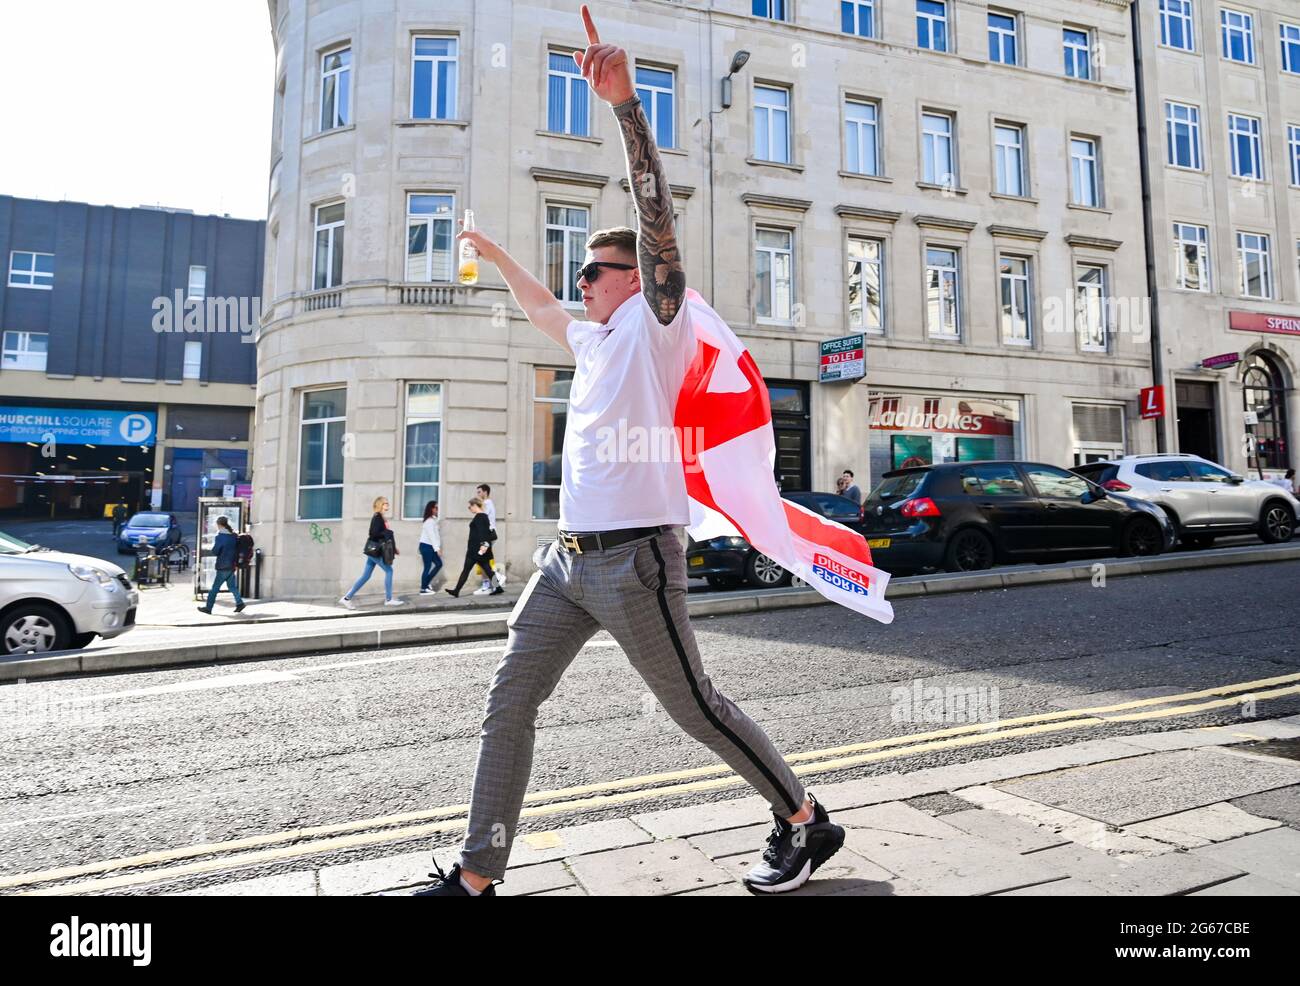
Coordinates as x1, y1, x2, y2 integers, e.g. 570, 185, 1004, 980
8, 670, 1298, 896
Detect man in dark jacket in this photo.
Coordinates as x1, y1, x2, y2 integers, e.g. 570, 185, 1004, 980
198, 515, 246, 614
445, 498, 503, 598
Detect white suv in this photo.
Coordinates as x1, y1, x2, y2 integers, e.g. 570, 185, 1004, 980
1072, 454, 1298, 548
0, 531, 139, 656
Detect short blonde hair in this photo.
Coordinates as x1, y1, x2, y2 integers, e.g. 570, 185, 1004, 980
468, 497, 484, 509
372, 496, 388, 511
586, 226, 637, 261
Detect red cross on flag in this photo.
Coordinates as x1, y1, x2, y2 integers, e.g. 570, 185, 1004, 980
674, 289, 895, 624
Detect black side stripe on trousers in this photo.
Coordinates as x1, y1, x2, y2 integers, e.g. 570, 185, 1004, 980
647, 538, 800, 815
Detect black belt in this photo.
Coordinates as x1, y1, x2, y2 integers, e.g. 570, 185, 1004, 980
556, 525, 669, 554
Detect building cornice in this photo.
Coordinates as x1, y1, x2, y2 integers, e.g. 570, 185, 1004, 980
618, 178, 696, 199
741, 193, 813, 212
914, 214, 978, 232
529, 167, 609, 189
1065, 233, 1124, 251
987, 224, 1049, 241
834, 205, 902, 224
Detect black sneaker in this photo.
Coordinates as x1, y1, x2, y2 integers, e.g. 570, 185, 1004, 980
411, 859, 496, 897
742, 794, 844, 894
234, 602, 246, 613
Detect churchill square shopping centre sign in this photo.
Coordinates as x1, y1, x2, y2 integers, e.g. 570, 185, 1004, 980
0, 406, 157, 446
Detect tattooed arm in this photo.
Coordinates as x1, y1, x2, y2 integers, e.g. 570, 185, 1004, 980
574, 4, 684, 325
613, 96, 685, 326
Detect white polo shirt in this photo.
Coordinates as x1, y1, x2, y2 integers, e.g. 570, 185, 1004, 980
559, 291, 696, 532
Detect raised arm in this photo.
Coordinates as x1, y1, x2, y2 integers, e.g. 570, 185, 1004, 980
575, 5, 684, 325
455, 224, 573, 355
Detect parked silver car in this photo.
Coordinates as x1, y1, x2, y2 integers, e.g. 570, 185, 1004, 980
1072, 454, 1298, 547
0, 531, 138, 655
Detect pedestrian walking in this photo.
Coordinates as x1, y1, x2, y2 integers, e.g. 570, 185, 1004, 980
419, 500, 444, 594
196, 515, 245, 615
444, 498, 502, 598
475, 483, 505, 591
111, 502, 127, 538
340, 496, 404, 608
840, 469, 862, 506
414, 6, 843, 898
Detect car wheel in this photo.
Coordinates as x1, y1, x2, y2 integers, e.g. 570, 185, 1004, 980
1121, 516, 1164, 557
745, 551, 791, 588
1, 604, 72, 656
1259, 502, 1296, 544
944, 529, 995, 572
705, 575, 743, 590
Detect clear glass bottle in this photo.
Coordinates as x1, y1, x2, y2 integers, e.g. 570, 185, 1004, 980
458, 208, 479, 285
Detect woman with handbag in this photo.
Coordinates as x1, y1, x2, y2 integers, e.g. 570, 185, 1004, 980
445, 497, 504, 598
340, 496, 405, 607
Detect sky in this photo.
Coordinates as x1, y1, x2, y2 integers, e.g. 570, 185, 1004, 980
0, 1, 275, 220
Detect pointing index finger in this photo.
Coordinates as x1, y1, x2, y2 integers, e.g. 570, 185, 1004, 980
580, 4, 600, 46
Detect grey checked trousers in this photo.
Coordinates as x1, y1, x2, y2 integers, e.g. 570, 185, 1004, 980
457, 528, 807, 880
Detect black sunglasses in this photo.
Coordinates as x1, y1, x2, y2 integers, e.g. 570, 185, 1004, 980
575, 261, 637, 285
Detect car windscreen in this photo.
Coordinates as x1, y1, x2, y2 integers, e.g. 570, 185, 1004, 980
0, 531, 33, 554
128, 513, 171, 527
867, 472, 925, 501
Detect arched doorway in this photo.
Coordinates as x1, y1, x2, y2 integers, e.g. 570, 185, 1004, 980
1242, 351, 1290, 472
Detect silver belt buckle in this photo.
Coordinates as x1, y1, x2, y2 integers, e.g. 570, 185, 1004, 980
559, 531, 583, 554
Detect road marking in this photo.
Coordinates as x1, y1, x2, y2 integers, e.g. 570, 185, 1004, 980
0, 800, 177, 831
6, 671, 1299, 895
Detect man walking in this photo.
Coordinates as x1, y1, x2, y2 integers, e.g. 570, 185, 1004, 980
197, 515, 245, 615
474, 483, 504, 592
445, 498, 502, 598
416, 5, 843, 897
111, 502, 127, 538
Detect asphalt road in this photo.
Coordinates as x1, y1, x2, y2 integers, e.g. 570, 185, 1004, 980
3, 514, 198, 569
2, 559, 1299, 893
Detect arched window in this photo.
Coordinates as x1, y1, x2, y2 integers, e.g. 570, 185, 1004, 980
1242, 352, 1290, 470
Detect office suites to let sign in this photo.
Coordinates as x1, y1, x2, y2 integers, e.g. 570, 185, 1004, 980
819, 334, 865, 383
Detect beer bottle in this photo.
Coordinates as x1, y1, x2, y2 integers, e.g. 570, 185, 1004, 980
458, 209, 479, 285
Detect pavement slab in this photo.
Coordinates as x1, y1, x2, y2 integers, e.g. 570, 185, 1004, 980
993, 748, 1300, 826
505, 818, 653, 868
566, 839, 732, 896
1188, 874, 1300, 896
1123, 803, 1282, 850
1024, 843, 1245, 895
1229, 785, 1300, 829
994, 878, 1114, 896
1190, 828, 1300, 891
956, 785, 1176, 856
940, 808, 1072, 853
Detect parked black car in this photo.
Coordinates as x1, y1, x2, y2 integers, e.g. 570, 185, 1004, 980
686, 491, 864, 589
859, 461, 1174, 574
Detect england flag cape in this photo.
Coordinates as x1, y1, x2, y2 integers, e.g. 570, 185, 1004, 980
675, 289, 895, 624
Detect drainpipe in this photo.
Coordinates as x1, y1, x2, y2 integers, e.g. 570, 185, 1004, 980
1130, 0, 1167, 452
